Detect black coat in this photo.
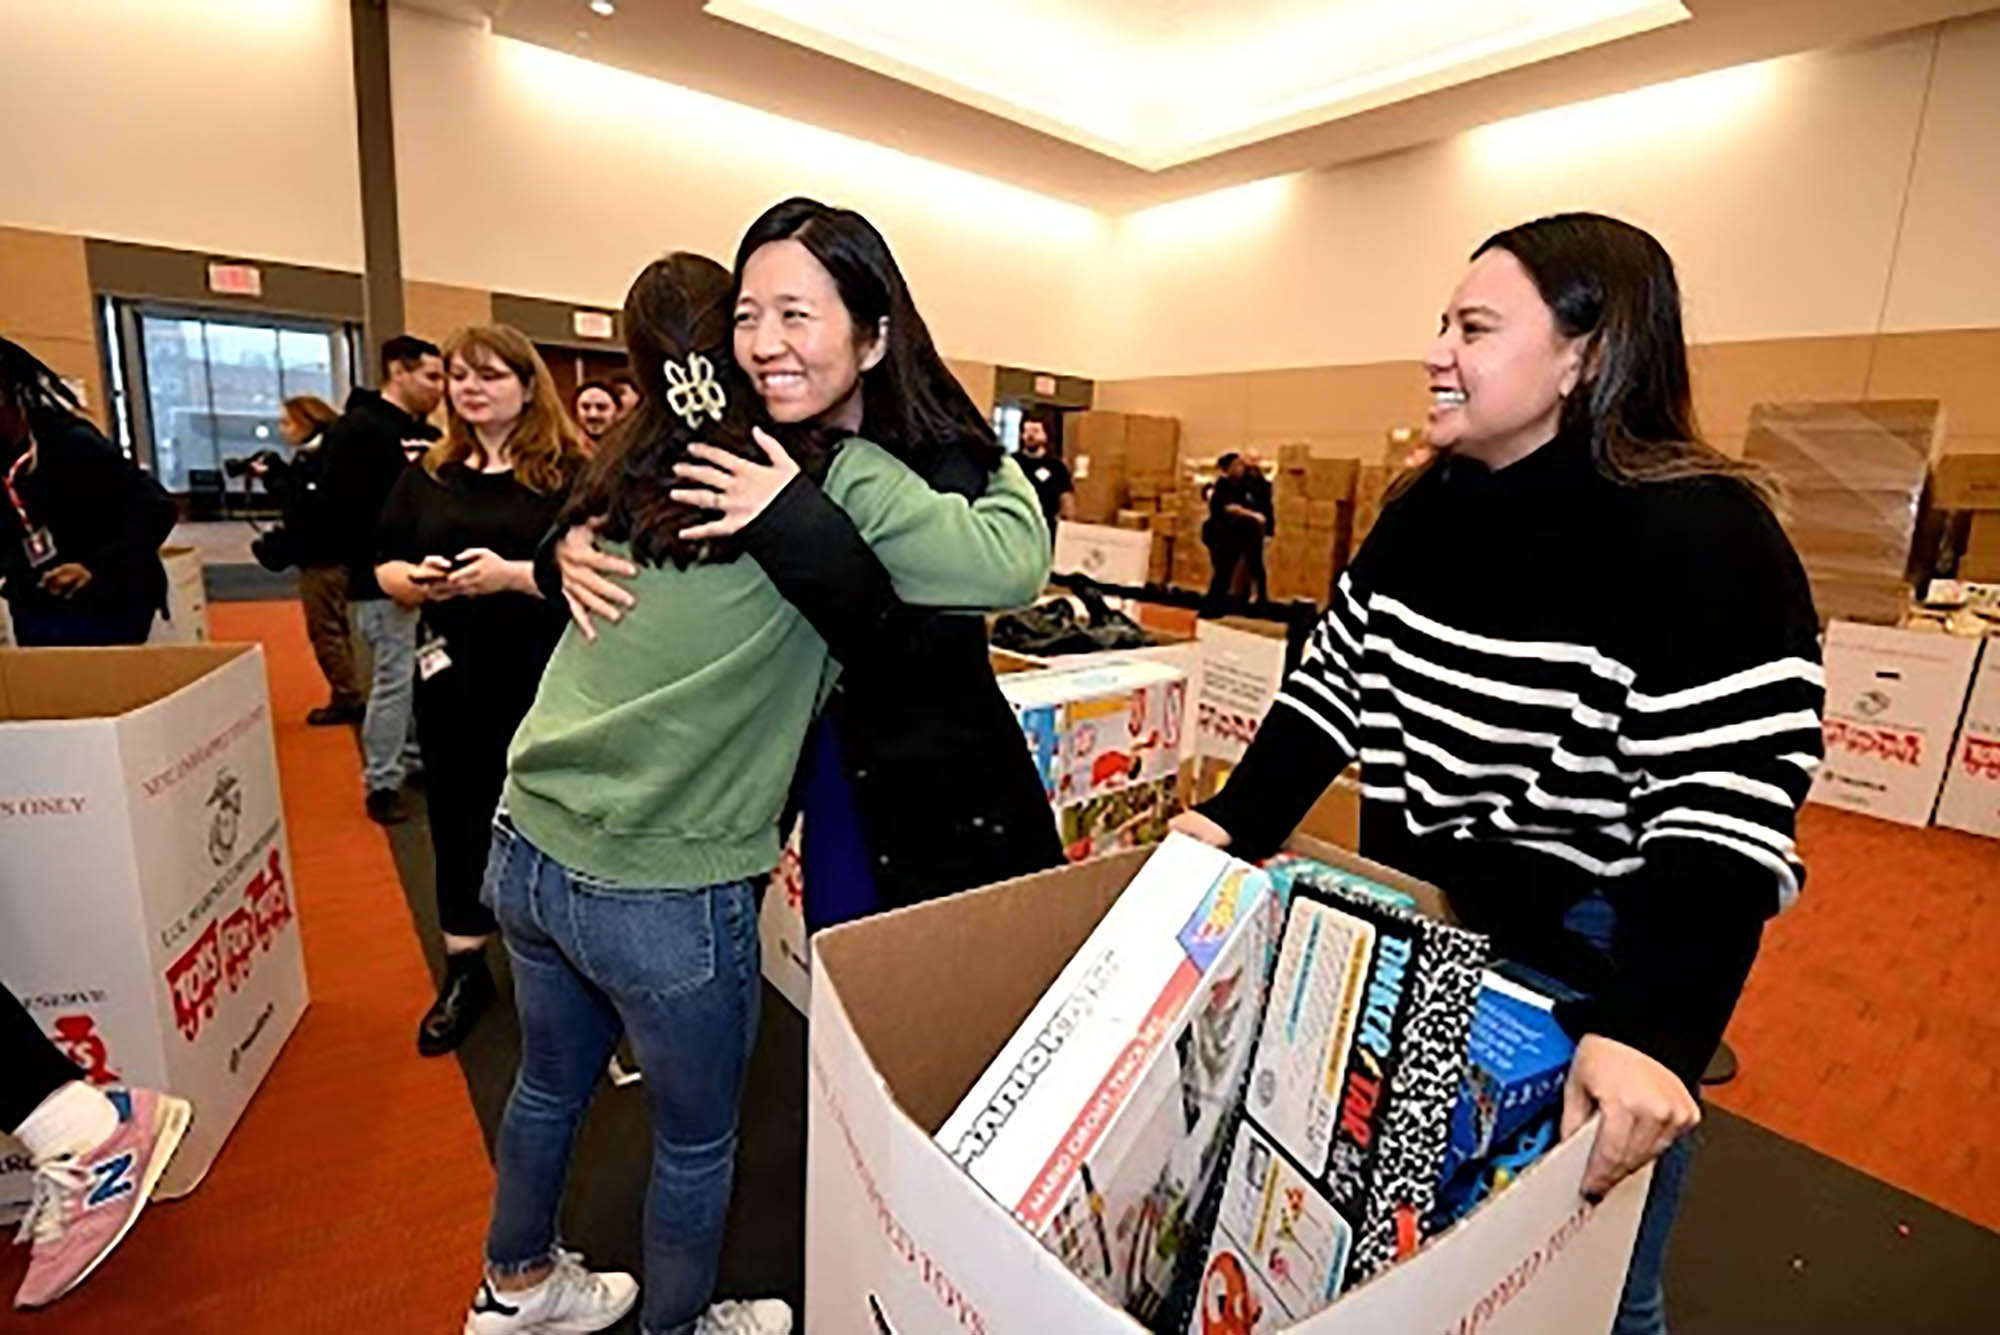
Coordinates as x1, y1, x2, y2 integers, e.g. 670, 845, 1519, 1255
316, 390, 439, 599
0, 413, 175, 620
736, 443, 1065, 910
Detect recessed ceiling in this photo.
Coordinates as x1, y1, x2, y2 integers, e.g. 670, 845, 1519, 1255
421, 0, 1998, 209
702, 0, 1691, 170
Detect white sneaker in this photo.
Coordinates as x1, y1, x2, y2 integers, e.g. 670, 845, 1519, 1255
694, 1298, 794, 1335
463, 1250, 638, 1334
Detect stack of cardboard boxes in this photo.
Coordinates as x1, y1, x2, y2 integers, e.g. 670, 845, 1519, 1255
1269, 445, 1357, 603
1070, 410, 1182, 586
1935, 455, 2000, 582
1170, 457, 1222, 591
1744, 399, 1946, 625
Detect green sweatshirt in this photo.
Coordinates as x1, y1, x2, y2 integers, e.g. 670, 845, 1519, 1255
504, 438, 1048, 889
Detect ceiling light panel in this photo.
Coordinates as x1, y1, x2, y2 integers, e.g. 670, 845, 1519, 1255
705, 0, 1690, 170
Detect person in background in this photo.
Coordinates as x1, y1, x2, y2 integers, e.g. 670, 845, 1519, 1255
572, 380, 621, 447
1017, 416, 1072, 541
376, 325, 585, 1058
251, 394, 365, 725
608, 374, 641, 419
4, 980, 191, 1310
0, 338, 175, 647
1174, 213, 1823, 1335
1201, 450, 1273, 607
320, 335, 446, 825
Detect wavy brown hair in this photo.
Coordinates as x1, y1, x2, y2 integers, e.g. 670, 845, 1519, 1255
429, 324, 586, 495
566, 253, 833, 569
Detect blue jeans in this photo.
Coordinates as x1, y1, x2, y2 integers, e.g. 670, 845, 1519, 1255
1561, 895, 1693, 1335
480, 817, 762, 1335
350, 597, 420, 792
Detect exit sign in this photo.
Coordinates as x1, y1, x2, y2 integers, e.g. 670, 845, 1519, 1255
573, 310, 615, 340
206, 262, 263, 297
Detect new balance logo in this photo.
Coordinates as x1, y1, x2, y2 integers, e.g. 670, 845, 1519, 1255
86, 1152, 136, 1209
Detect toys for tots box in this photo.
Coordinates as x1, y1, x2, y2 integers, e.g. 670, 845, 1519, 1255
806, 839, 1649, 1335
0, 645, 309, 1221
1937, 640, 2000, 838
1810, 621, 1980, 826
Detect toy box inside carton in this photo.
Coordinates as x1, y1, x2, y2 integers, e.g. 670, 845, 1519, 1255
1433, 971, 1574, 1230
936, 836, 1279, 1321
806, 836, 1651, 1335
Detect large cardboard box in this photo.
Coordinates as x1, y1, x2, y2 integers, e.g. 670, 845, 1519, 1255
0, 645, 309, 1220
1960, 512, 2000, 582
1193, 619, 1291, 770
806, 839, 1650, 1335
1936, 640, 2000, 838
1056, 522, 1155, 592
1810, 621, 1980, 826
1932, 455, 2000, 511
1001, 659, 1188, 810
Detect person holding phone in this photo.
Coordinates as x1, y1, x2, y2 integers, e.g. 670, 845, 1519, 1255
376, 325, 587, 1057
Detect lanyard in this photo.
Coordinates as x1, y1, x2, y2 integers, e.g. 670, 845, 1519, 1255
4, 438, 35, 530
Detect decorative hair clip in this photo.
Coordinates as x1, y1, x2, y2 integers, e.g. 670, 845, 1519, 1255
664, 353, 727, 429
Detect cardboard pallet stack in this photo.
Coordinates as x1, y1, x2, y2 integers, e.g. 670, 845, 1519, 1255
1270, 445, 1357, 604
1744, 399, 1945, 625
1071, 410, 1182, 585
1170, 456, 1221, 591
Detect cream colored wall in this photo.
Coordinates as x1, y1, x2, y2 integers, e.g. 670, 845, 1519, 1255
387, 8, 1106, 377
0, 0, 362, 271
1094, 20, 2000, 380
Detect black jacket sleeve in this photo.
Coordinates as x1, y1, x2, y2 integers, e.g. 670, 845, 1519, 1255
66, 425, 174, 588
1561, 480, 1825, 1091
734, 447, 989, 678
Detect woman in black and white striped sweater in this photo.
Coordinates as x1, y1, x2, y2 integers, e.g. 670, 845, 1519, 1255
1175, 212, 1822, 1335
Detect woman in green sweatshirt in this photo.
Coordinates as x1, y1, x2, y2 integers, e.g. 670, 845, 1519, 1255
461, 253, 1047, 1335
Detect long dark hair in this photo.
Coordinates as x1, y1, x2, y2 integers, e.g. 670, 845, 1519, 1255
565, 253, 829, 569
734, 198, 1000, 472
1473, 212, 1772, 501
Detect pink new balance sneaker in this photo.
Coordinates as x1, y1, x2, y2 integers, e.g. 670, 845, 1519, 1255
13, 1087, 192, 1309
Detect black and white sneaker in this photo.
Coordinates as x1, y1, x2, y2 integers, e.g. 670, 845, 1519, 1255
462, 1250, 637, 1333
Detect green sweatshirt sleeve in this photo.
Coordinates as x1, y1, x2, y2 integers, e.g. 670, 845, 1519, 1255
822, 439, 1051, 610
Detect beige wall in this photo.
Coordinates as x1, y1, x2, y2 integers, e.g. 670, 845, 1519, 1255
0, 0, 362, 272
1092, 17, 2000, 380
0, 228, 107, 430
402, 281, 495, 348
387, 8, 1107, 377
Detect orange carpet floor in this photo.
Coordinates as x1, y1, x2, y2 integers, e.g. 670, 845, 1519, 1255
3, 601, 493, 1331
1714, 802, 2000, 1231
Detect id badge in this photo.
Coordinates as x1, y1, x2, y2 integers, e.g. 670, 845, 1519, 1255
416, 634, 453, 681
22, 525, 57, 569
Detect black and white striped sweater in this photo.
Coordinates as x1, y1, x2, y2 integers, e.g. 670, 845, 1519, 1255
1200, 430, 1824, 1088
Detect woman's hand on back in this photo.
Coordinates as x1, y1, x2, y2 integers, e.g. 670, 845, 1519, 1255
671, 427, 800, 541
1562, 1034, 1700, 1200
556, 518, 639, 641
1168, 810, 1233, 849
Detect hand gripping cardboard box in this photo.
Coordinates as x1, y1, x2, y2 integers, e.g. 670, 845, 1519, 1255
806, 836, 1649, 1335
1810, 620, 1981, 826
0, 645, 309, 1222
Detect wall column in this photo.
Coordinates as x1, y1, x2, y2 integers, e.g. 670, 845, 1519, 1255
350, 0, 404, 384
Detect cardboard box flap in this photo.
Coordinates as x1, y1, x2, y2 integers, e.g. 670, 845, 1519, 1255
815, 849, 1150, 1132
0, 644, 250, 722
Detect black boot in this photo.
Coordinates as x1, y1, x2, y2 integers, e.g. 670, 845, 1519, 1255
418, 949, 495, 1057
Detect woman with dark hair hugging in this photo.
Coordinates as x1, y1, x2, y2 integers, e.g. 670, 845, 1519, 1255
462, 252, 1046, 1335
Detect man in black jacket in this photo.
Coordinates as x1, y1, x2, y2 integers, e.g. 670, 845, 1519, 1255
0, 339, 175, 646
318, 335, 444, 823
